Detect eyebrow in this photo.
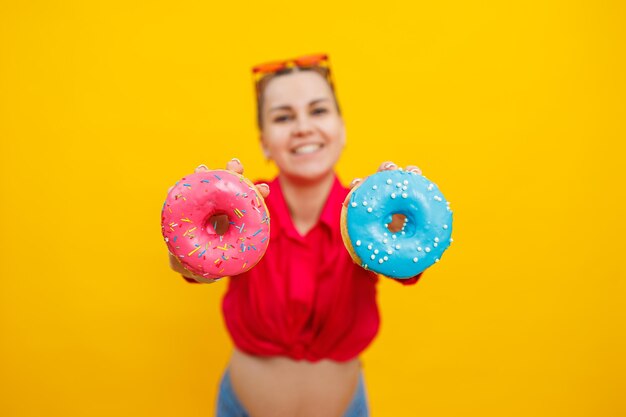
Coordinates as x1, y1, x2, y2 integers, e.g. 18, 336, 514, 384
269, 98, 330, 113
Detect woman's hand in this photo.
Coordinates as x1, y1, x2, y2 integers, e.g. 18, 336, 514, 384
167, 158, 270, 197
168, 251, 219, 284
343, 161, 422, 233
167, 158, 270, 283
193, 158, 270, 198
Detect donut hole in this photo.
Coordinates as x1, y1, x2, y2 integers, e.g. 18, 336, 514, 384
386, 213, 407, 233
206, 213, 230, 235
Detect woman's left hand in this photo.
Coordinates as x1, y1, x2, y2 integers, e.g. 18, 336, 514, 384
343, 160, 422, 200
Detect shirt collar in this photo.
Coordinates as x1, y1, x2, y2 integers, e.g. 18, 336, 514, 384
264, 173, 348, 238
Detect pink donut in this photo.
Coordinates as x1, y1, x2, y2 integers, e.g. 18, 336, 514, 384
161, 169, 270, 279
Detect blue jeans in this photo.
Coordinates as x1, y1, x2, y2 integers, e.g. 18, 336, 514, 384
215, 366, 370, 417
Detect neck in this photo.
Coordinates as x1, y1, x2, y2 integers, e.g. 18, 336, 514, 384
278, 172, 336, 236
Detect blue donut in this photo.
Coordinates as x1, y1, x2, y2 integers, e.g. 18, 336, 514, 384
340, 169, 453, 278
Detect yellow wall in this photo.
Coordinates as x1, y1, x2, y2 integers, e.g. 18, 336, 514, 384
1, 1, 624, 416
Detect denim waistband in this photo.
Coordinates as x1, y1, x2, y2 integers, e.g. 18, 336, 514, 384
216, 366, 369, 416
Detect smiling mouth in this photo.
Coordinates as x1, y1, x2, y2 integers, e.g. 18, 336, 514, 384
291, 143, 324, 155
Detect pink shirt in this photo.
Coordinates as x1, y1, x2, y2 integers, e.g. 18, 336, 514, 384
184, 174, 422, 361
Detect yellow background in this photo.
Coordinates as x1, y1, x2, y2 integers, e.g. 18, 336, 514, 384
1, 1, 624, 416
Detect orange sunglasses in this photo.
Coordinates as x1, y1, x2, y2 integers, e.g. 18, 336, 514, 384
252, 53, 329, 74
252, 53, 335, 99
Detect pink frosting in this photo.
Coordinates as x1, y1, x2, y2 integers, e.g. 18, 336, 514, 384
161, 169, 270, 278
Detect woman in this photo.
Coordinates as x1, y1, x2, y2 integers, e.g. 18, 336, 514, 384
169, 54, 424, 417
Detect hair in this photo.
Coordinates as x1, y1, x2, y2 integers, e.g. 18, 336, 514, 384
255, 66, 342, 130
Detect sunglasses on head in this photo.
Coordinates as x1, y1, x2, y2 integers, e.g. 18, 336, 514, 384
252, 53, 329, 75
252, 53, 335, 100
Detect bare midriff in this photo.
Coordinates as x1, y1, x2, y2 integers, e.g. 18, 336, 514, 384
227, 346, 362, 417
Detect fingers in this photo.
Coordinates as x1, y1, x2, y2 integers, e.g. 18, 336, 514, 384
226, 158, 244, 175
343, 161, 422, 207
352, 160, 400, 189
378, 161, 421, 174
170, 253, 218, 284
343, 178, 362, 207
345, 161, 397, 207
256, 183, 270, 198
173, 159, 260, 198
195, 159, 245, 175
406, 165, 422, 175
183, 271, 219, 284
225, 158, 268, 198
195, 164, 209, 173
349, 178, 363, 190
343, 161, 421, 207
189, 273, 219, 284
378, 161, 398, 172
342, 193, 352, 208
167, 164, 207, 193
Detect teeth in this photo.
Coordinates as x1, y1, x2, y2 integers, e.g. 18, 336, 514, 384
293, 144, 322, 155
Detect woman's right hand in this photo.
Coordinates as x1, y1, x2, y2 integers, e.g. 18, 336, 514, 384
197, 158, 270, 199
168, 251, 219, 284
167, 158, 270, 284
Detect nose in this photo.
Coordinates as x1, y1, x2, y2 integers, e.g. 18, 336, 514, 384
292, 115, 314, 137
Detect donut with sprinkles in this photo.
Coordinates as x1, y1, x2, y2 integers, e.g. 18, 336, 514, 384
161, 169, 270, 279
340, 169, 453, 278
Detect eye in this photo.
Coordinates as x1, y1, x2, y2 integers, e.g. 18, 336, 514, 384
273, 114, 292, 123
312, 107, 328, 115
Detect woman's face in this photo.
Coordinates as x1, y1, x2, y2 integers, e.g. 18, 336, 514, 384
260, 70, 345, 184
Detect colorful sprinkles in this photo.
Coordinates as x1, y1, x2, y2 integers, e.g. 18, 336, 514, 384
161, 170, 271, 278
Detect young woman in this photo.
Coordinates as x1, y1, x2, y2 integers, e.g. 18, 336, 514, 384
169, 54, 424, 417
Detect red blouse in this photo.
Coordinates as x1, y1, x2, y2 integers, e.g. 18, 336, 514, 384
185, 174, 422, 362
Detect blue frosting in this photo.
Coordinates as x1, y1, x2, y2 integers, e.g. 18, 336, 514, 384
345, 169, 453, 278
